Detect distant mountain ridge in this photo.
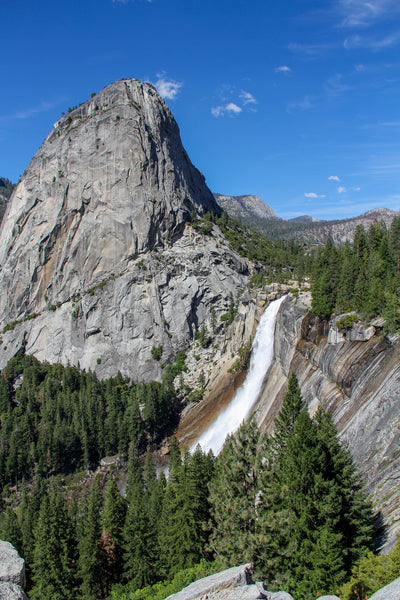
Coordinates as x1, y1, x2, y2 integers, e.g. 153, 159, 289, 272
214, 193, 280, 222
216, 193, 400, 244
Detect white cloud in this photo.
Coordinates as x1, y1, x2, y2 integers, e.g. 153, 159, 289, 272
338, 0, 400, 28
226, 102, 242, 114
353, 186, 361, 191
240, 91, 257, 105
344, 30, 400, 50
328, 175, 341, 181
304, 192, 326, 198
338, 186, 347, 193
154, 75, 183, 100
275, 65, 292, 73
211, 102, 242, 117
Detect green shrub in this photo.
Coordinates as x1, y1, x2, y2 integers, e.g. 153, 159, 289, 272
337, 314, 358, 333
111, 560, 218, 600
151, 345, 163, 361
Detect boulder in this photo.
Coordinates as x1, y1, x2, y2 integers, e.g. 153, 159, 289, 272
0, 582, 28, 600
368, 576, 400, 600
0, 542, 25, 588
164, 564, 253, 600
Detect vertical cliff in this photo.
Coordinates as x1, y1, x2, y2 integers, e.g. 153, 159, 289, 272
254, 295, 400, 551
0, 79, 249, 381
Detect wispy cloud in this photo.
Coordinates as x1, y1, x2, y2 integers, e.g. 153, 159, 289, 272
211, 103, 242, 117
239, 91, 257, 105
338, 0, 400, 28
0, 100, 60, 124
154, 75, 183, 100
325, 73, 353, 94
275, 65, 292, 73
329, 175, 341, 181
344, 30, 400, 50
304, 192, 326, 198
367, 162, 400, 174
288, 42, 334, 57
286, 96, 316, 113
14, 101, 56, 120
338, 186, 347, 193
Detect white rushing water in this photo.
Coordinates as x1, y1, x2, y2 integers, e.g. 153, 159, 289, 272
192, 295, 286, 456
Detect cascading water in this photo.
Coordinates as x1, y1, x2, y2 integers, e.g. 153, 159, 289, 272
191, 295, 286, 456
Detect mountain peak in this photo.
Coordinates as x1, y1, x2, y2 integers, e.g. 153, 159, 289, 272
0, 79, 219, 322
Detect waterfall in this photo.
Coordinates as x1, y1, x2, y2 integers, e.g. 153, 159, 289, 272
191, 295, 286, 456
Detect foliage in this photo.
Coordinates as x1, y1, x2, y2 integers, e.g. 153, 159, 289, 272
0, 351, 185, 488
311, 219, 400, 329
337, 314, 358, 333
111, 559, 218, 600
340, 535, 400, 599
151, 345, 163, 361
208, 375, 375, 600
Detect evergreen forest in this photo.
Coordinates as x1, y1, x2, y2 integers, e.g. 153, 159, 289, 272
0, 358, 388, 600
0, 215, 399, 599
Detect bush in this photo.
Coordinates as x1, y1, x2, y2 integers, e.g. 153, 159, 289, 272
151, 345, 163, 361
337, 314, 358, 333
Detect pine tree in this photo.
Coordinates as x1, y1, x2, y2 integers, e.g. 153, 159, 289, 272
101, 477, 126, 592
78, 479, 103, 600
123, 464, 155, 589
272, 372, 304, 455
208, 419, 264, 567
30, 485, 75, 600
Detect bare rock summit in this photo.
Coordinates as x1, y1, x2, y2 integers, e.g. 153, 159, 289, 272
0, 79, 248, 380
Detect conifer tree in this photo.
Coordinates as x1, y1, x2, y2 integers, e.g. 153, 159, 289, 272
123, 461, 155, 589
31, 486, 75, 600
101, 477, 126, 591
208, 419, 264, 567
78, 479, 103, 600
272, 372, 304, 455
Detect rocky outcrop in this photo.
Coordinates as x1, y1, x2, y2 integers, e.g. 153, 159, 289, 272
253, 295, 400, 551
369, 576, 400, 600
165, 564, 400, 600
214, 194, 280, 223
0, 79, 249, 381
0, 542, 28, 600
165, 564, 255, 600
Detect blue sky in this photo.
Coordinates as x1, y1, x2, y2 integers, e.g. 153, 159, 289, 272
1, 0, 400, 220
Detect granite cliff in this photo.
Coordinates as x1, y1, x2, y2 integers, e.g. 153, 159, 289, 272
254, 294, 400, 551
182, 291, 400, 551
0, 79, 249, 381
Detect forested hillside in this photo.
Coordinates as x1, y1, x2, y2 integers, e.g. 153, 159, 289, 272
0, 208, 399, 599
0, 368, 378, 600
311, 218, 400, 330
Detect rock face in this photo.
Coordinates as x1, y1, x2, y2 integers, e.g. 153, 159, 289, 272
0, 541, 27, 600
253, 295, 400, 551
0, 79, 249, 381
300, 207, 399, 246
164, 564, 260, 600
165, 563, 399, 600
214, 194, 280, 222
369, 576, 400, 600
